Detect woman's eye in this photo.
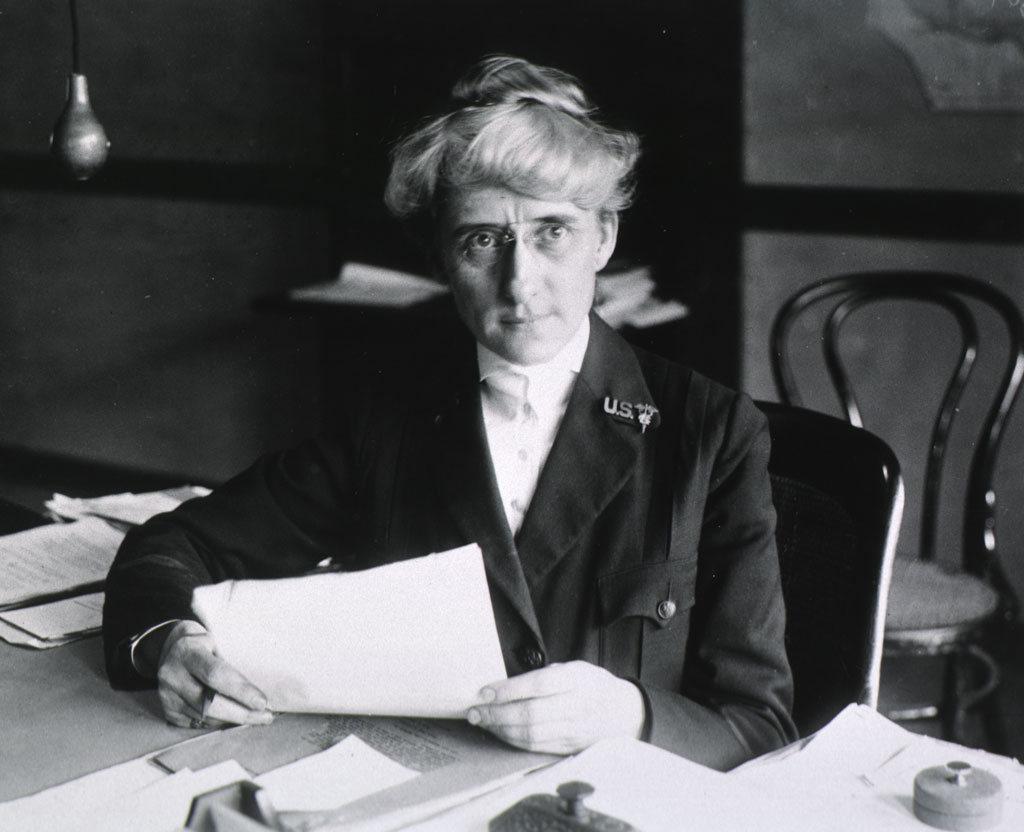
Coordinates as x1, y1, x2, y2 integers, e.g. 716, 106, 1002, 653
539, 224, 568, 242
466, 232, 498, 249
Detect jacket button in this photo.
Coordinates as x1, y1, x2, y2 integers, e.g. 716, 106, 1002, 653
657, 599, 677, 620
518, 646, 546, 669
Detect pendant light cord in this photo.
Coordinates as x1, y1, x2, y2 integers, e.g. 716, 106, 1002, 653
70, 0, 81, 74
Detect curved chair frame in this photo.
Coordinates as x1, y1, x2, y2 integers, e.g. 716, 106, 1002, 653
770, 272, 1023, 747
758, 401, 904, 735
771, 272, 1023, 621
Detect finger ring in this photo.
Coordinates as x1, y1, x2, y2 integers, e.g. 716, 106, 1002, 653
189, 718, 208, 730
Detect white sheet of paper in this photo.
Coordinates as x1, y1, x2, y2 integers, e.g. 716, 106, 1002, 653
732, 704, 1024, 831
0, 758, 250, 832
290, 261, 449, 307
404, 736, 754, 832
255, 734, 418, 812
1, 592, 103, 641
0, 753, 165, 829
100, 760, 250, 832
46, 486, 210, 526
191, 543, 507, 718
0, 617, 76, 648
0, 517, 125, 606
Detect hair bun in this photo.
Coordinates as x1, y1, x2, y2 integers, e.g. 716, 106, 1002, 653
449, 54, 593, 117
385, 54, 639, 221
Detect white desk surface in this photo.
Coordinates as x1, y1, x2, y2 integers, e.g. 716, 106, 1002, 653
0, 635, 192, 803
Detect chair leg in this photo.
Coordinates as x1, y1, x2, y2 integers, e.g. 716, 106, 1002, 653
941, 645, 1002, 750
979, 692, 1010, 757
965, 645, 1005, 755
941, 652, 965, 744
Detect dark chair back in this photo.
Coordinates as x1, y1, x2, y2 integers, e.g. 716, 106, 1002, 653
770, 272, 1023, 619
758, 401, 903, 736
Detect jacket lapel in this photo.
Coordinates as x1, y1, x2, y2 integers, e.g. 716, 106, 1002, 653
515, 315, 655, 586
422, 347, 544, 645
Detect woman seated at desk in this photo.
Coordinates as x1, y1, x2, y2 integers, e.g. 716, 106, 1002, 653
102, 54, 796, 771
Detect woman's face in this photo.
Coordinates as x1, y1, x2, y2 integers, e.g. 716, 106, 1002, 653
436, 186, 618, 365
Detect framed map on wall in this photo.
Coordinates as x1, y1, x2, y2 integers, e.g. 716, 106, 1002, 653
868, 0, 1024, 112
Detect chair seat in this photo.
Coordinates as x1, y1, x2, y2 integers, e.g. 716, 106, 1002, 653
885, 555, 1000, 636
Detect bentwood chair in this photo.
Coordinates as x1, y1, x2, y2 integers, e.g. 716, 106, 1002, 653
758, 401, 904, 736
770, 272, 1024, 750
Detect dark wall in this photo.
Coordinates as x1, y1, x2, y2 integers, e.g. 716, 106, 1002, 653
1, 1, 736, 483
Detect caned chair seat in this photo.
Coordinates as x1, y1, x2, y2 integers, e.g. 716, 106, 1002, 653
885, 555, 1000, 638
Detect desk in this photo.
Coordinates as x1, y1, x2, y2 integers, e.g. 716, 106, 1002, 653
0, 635, 188, 803
3, 636, 1024, 830
0, 469, 210, 804
1, 478, 1021, 829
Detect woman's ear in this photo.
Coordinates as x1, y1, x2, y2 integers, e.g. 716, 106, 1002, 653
593, 211, 619, 272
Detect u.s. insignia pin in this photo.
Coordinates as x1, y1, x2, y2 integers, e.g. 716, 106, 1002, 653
603, 397, 661, 433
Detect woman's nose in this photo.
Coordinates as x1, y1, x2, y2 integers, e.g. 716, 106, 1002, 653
500, 240, 540, 302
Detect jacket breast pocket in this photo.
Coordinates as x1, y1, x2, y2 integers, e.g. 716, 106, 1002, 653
597, 558, 698, 688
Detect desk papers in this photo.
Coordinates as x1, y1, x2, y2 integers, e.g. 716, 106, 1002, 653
731, 704, 1024, 831
1, 713, 555, 832
255, 735, 418, 812
404, 736, 750, 832
408, 712, 1024, 832
191, 543, 507, 718
154, 712, 556, 832
0, 517, 124, 608
0, 756, 249, 832
593, 264, 689, 330
4, 705, 1022, 832
289, 261, 449, 308
0, 591, 103, 647
0, 486, 210, 647
45, 485, 210, 525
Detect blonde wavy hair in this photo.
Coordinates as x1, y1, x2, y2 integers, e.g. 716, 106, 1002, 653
384, 55, 640, 224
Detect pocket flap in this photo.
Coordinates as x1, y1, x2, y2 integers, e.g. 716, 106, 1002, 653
597, 558, 697, 629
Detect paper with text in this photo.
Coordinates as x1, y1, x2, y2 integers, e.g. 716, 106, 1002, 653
255, 734, 418, 812
0, 517, 124, 607
151, 713, 556, 831
192, 543, 507, 717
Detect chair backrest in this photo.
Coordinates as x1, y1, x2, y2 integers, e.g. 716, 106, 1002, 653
770, 272, 1023, 620
757, 400, 904, 736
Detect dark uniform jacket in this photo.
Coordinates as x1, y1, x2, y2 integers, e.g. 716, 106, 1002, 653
103, 313, 796, 770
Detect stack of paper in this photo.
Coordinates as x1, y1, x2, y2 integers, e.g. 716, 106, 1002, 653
191, 543, 507, 717
289, 261, 449, 308
594, 264, 688, 329
45, 485, 210, 525
731, 704, 1024, 831
0, 486, 210, 648
0, 711, 556, 832
0, 752, 250, 832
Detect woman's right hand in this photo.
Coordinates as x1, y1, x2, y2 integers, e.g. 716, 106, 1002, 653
156, 619, 274, 728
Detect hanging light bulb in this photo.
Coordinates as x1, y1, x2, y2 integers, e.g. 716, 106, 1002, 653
50, 0, 110, 180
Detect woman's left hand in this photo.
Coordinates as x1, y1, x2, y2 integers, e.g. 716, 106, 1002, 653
467, 660, 646, 755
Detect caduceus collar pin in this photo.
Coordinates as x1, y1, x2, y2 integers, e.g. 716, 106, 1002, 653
602, 397, 661, 433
